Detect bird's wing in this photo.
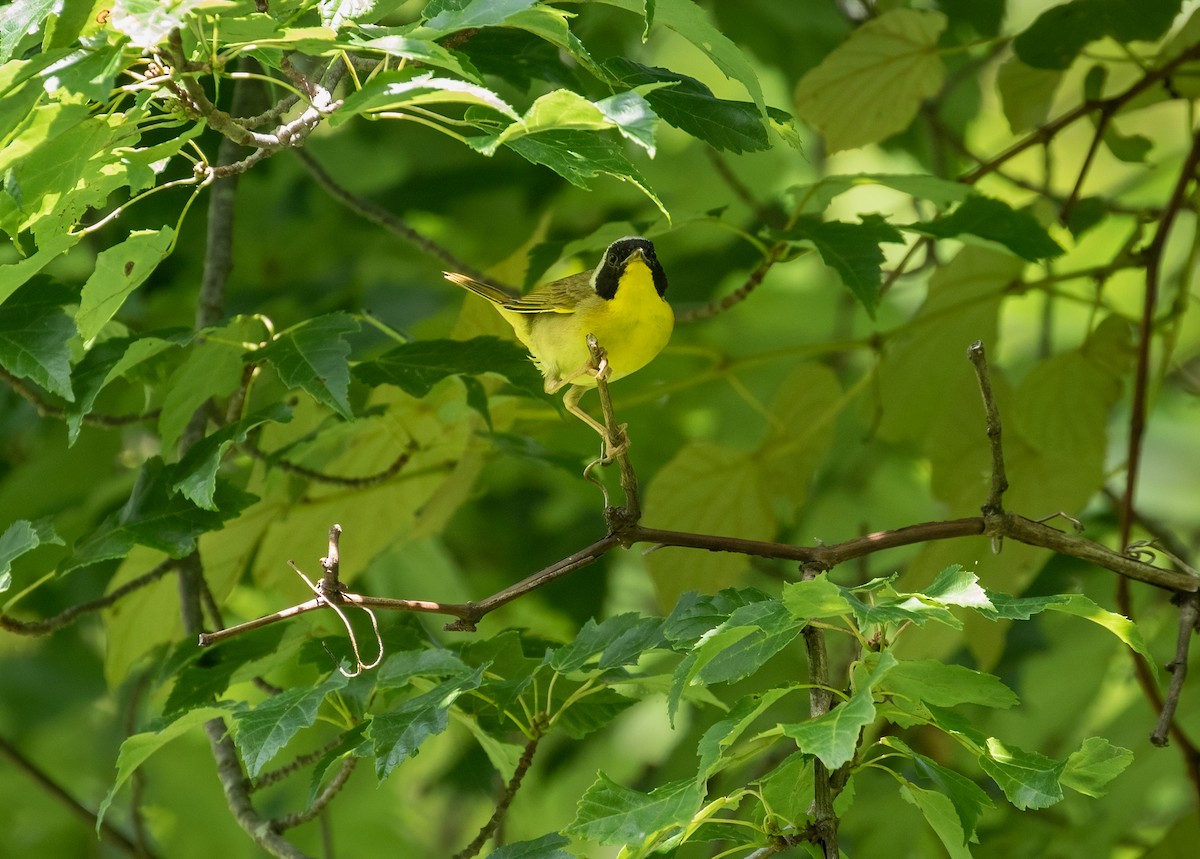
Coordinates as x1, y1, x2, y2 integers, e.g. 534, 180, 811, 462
502, 273, 592, 314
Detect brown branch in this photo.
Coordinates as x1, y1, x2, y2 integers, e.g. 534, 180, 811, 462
294, 148, 497, 284
676, 241, 787, 324
0, 735, 155, 858
0, 560, 176, 636
242, 441, 415, 488
800, 564, 838, 859
272, 758, 358, 831
966, 340, 1008, 517
0, 366, 160, 427
453, 720, 546, 859
1152, 593, 1200, 747
1059, 110, 1112, 225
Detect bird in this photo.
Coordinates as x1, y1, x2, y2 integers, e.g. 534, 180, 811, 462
445, 236, 673, 457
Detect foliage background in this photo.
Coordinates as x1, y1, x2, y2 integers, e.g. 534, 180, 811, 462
2, 0, 1200, 857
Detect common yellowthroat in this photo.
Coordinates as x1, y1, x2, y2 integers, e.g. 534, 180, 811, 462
445, 237, 673, 454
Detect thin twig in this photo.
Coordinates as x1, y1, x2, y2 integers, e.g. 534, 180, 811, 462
242, 442, 414, 487
452, 721, 546, 859
294, 148, 496, 284
0, 366, 160, 427
966, 340, 1008, 518
0, 736, 155, 858
801, 563, 838, 859
272, 758, 358, 831
676, 241, 787, 323
1151, 594, 1200, 746
0, 560, 176, 635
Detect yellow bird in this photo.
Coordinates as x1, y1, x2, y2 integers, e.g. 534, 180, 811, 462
445, 236, 673, 454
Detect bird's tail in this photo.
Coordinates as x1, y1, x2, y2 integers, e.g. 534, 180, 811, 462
443, 272, 520, 306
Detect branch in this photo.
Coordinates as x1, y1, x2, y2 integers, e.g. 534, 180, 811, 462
242, 440, 415, 488
0, 735, 155, 858
966, 340, 1008, 517
676, 241, 787, 324
1151, 593, 1200, 747
800, 564, 838, 859
452, 720, 546, 859
294, 148, 497, 284
0, 560, 176, 636
0, 366, 160, 428
272, 758, 357, 831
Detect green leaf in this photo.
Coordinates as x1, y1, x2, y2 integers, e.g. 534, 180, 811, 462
333, 70, 518, 125
1046, 593, 1161, 681
996, 56, 1062, 133
782, 650, 897, 769
351, 33, 481, 81
375, 647, 474, 690
110, 0, 206, 48
880, 659, 1018, 709
233, 672, 350, 779
68, 457, 255, 569
420, 0, 538, 33
0, 0, 58, 63
597, 0, 766, 115
1014, 0, 1182, 70
354, 335, 549, 403
696, 686, 796, 781
603, 58, 769, 154
487, 834, 572, 859
921, 565, 994, 610
661, 589, 770, 647
550, 613, 664, 673
76, 227, 175, 342
785, 214, 904, 316
0, 276, 77, 401
564, 773, 703, 846
554, 686, 637, 739
258, 312, 359, 420
884, 736, 992, 844
912, 195, 1064, 262
66, 329, 191, 444
370, 667, 485, 778
504, 129, 668, 218
172, 406, 292, 510
794, 8, 946, 152
782, 574, 854, 620
164, 625, 289, 716
791, 173, 974, 216
0, 518, 62, 589
1061, 737, 1133, 798
159, 318, 262, 455
97, 706, 230, 829
979, 738, 1065, 810
899, 782, 974, 859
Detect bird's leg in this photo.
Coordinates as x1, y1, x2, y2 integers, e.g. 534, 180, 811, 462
563, 385, 628, 462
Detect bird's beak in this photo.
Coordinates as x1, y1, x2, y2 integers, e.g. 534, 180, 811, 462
624, 247, 648, 265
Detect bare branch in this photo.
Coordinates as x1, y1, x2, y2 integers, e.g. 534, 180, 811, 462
1152, 593, 1200, 746
453, 720, 546, 859
967, 340, 1008, 517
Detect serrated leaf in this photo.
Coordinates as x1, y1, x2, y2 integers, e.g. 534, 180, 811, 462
375, 647, 474, 690
697, 687, 796, 781
794, 9, 946, 152
371, 666, 485, 778
564, 773, 703, 846
880, 659, 1018, 709
1014, 0, 1182, 70
164, 625, 289, 716
171, 405, 292, 510
555, 686, 636, 739
912, 195, 1063, 262
258, 312, 359, 419
420, 0, 538, 33
110, 0, 206, 48
899, 782, 974, 859
0, 0, 58, 63
1046, 593, 1160, 681
159, 317, 262, 455
785, 214, 904, 317
76, 227, 175, 342
504, 129, 668, 218
487, 833, 573, 859
0, 276, 77, 401
782, 650, 897, 769
353, 335, 549, 403
782, 575, 854, 620
603, 58, 769, 154
97, 706, 230, 829
67, 329, 190, 443
661, 588, 770, 647
885, 736, 992, 844
922, 565, 994, 610
0, 518, 62, 587
1061, 737, 1133, 797
551, 613, 664, 673
68, 457, 255, 569
980, 738, 1065, 810
351, 33, 481, 81
233, 672, 350, 779
333, 70, 518, 125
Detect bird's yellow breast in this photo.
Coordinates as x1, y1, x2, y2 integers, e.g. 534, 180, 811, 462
525, 258, 673, 389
